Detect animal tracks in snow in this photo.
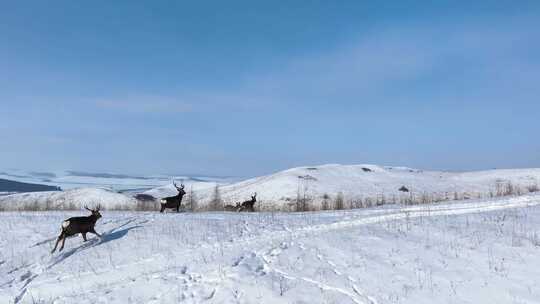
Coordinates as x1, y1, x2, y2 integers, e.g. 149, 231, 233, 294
1, 195, 540, 303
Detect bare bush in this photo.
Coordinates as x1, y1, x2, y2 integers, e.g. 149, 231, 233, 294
334, 192, 344, 210
186, 186, 198, 211
420, 192, 432, 204
321, 193, 330, 211
208, 184, 223, 211
364, 197, 374, 208
295, 177, 313, 212
134, 199, 159, 211
377, 194, 386, 206
350, 197, 363, 209
493, 181, 526, 197
527, 183, 539, 193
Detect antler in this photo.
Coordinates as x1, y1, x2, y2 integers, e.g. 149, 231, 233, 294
173, 180, 185, 190
85, 204, 101, 212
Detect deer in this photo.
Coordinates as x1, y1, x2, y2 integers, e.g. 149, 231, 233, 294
224, 202, 241, 212
239, 193, 257, 212
51, 205, 102, 253
160, 181, 186, 213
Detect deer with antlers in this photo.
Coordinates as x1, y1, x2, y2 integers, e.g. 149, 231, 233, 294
239, 193, 257, 212
51, 205, 102, 253
160, 181, 186, 213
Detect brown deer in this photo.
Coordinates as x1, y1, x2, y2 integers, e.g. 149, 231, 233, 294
224, 202, 241, 212
160, 182, 186, 213
51, 205, 102, 253
239, 193, 257, 212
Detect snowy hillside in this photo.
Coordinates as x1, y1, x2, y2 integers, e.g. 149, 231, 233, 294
0, 188, 139, 211
185, 164, 540, 211
1, 195, 540, 303
0, 169, 235, 192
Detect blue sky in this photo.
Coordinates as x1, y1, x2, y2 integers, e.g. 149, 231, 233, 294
1, 1, 539, 177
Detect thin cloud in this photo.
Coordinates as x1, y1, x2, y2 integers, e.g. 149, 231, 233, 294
92, 17, 538, 118
95, 96, 193, 114
239, 16, 539, 104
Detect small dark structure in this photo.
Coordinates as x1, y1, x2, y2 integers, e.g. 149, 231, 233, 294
399, 186, 410, 192
298, 175, 318, 181
160, 182, 186, 213
239, 193, 257, 212
135, 194, 156, 202
51, 205, 102, 253
362, 167, 372, 172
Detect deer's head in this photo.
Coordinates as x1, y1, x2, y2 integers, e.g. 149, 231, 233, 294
174, 181, 186, 196
85, 205, 102, 219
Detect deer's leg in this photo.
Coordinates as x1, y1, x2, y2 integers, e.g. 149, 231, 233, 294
89, 228, 102, 238
82, 232, 87, 242
59, 235, 67, 252
160, 205, 164, 213
51, 233, 63, 253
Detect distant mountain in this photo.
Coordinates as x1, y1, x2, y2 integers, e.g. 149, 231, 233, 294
66, 171, 151, 180
0, 178, 61, 193
0, 169, 235, 192
0, 188, 137, 210
29, 171, 57, 178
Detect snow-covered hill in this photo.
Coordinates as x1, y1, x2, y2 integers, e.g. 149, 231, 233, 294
186, 164, 540, 211
0, 169, 235, 192
0, 188, 138, 211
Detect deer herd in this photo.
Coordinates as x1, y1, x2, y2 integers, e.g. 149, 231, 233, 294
51, 182, 257, 253
224, 193, 257, 212
159, 181, 257, 213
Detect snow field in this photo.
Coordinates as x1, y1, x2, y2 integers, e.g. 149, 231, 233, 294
1, 194, 540, 303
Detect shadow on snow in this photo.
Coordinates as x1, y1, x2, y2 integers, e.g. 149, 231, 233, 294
48, 219, 145, 269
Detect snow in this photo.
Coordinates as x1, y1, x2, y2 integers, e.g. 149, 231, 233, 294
143, 182, 215, 199
187, 164, 540, 210
0, 169, 235, 192
0, 192, 17, 197
0, 188, 139, 211
2, 164, 540, 211
1, 194, 540, 303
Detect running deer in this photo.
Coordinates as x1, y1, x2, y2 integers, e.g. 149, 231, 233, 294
224, 202, 241, 212
160, 182, 186, 213
239, 193, 257, 212
51, 205, 102, 253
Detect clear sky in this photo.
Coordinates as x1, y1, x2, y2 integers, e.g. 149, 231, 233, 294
1, 1, 539, 177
